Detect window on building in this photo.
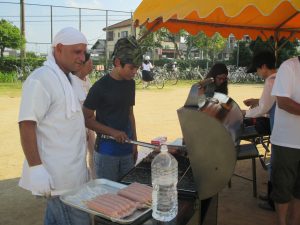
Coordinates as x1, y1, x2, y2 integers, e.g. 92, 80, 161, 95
107, 31, 114, 41
121, 31, 128, 38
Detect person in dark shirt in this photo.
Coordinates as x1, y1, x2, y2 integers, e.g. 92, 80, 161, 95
83, 36, 143, 181
203, 63, 229, 96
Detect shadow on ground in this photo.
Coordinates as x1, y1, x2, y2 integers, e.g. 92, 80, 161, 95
0, 159, 277, 225
218, 159, 276, 225
0, 178, 45, 225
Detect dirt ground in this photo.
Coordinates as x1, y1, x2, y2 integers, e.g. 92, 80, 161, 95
0, 84, 277, 225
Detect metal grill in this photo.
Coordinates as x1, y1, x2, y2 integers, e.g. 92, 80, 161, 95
121, 152, 196, 196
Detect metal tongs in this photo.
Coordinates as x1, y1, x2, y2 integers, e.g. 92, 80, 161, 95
101, 134, 185, 150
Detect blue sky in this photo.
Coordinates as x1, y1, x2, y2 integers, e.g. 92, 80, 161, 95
0, 0, 142, 53
25, 0, 142, 11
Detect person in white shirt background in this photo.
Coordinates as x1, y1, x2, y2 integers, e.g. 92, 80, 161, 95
270, 56, 300, 225
242, 50, 277, 212
18, 27, 90, 225
141, 55, 154, 84
72, 52, 96, 179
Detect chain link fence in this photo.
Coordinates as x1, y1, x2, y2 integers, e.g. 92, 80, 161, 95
0, 1, 132, 56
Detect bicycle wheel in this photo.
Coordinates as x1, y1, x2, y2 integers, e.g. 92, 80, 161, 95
154, 75, 164, 89
16, 68, 25, 81
134, 70, 142, 85
168, 71, 179, 85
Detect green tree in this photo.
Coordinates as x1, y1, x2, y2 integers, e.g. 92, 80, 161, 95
0, 19, 25, 58
157, 28, 182, 58
230, 41, 252, 67
205, 33, 227, 63
138, 27, 183, 59
249, 37, 273, 54
183, 32, 226, 62
26, 51, 38, 58
183, 32, 203, 59
249, 37, 299, 67
138, 26, 162, 54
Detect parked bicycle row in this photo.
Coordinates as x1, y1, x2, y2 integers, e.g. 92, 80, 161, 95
133, 64, 262, 89
9, 63, 262, 86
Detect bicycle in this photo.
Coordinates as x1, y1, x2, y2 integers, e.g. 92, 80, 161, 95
143, 74, 165, 89
13, 65, 32, 82
166, 66, 179, 85
134, 68, 142, 85
90, 69, 105, 80
140, 68, 165, 89
156, 63, 179, 85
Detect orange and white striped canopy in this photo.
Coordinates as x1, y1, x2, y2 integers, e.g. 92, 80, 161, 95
134, 0, 300, 40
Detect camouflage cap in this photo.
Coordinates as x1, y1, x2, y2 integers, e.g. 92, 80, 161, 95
111, 36, 143, 66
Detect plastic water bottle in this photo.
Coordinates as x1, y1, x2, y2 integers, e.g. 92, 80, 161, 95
151, 144, 178, 221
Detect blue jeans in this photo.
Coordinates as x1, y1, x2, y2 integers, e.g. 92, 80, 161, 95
94, 151, 134, 181
44, 196, 91, 225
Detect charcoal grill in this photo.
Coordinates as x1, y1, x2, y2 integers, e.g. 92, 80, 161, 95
95, 87, 243, 225
121, 152, 197, 195
117, 89, 243, 225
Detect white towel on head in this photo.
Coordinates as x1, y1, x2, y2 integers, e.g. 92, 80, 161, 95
42, 27, 87, 118
52, 27, 88, 47
44, 52, 81, 119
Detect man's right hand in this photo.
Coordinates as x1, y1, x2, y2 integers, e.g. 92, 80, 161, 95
110, 130, 128, 143
29, 164, 54, 196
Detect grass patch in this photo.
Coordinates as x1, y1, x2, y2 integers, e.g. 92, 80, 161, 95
0, 79, 197, 98
0, 83, 22, 97
0, 71, 18, 83
0, 79, 262, 98
135, 80, 199, 91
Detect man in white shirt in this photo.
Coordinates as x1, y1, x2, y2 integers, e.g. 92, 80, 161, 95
242, 51, 276, 122
242, 50, 277, 211
18, 27, 90, 225
271, 56, 300, 225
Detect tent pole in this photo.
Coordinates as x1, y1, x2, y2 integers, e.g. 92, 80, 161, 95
274, 31, 279, 67
138, 18, 162, 42
273, 11, 299, 66
277, 31, 296, 53
261, 30, 297, 67
260, 31, 275, 52
275, 12, 299, 30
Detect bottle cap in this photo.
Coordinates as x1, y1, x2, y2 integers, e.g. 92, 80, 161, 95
160, 144, 168, 152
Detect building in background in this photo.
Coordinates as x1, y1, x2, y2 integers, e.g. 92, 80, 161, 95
3, 48, 18, 57
102, 19, 181, 60
101, 19, 251, 62
103, 19, 134, 59
91, 39, 106, 59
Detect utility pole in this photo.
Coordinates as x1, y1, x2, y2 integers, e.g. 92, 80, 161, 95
130, 12, 135, 37
50, 5, 53, 43
79, 8, 81, 31
105, 10, 108, 70
20, 0, 25, 69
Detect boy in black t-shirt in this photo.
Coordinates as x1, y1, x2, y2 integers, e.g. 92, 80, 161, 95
83, 37, 143, 181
